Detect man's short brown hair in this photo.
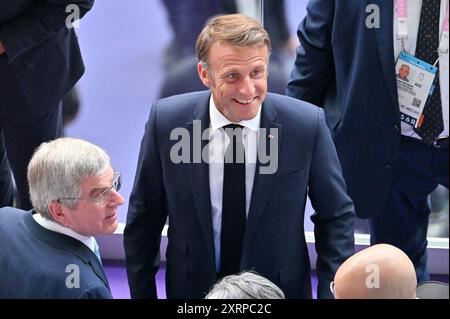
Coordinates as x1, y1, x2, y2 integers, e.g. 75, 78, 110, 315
196, 14, 271, 65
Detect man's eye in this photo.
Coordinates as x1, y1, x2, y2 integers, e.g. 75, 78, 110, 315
92, 188, 108, 198
251, 69, 264, 78
225, 73, 239, 81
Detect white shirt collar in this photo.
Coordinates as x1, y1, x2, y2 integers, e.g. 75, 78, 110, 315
32, 213, 96, 253
209, 95, 261, 132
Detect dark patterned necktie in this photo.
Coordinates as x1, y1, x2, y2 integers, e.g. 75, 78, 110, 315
219, 124, 246, 277
413, 0, 444, 145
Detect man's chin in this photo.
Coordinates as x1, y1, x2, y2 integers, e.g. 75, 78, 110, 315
238, 108, 259, 121
103, 222, 118, 235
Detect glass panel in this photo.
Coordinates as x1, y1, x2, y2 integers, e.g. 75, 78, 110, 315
428, 186, 449, 238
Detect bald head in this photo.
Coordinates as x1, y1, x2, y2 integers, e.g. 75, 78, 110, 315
334, 244, 417, 299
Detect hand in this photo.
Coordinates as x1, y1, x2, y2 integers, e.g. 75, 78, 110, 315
0, 41, 5, 55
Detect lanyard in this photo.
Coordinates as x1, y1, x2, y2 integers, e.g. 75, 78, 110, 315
396, 0, 449, 56
438, 1, 449, 54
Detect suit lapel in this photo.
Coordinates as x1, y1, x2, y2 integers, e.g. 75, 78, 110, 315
187, 94, 283, 261
243, 96, 281, 251
188, 94, 215, 256
73, 246, 111, 290
372, 0, 399, 112
25, 213, 110, 289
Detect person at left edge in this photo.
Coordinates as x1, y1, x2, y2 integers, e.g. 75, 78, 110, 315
0, 0, 94, 209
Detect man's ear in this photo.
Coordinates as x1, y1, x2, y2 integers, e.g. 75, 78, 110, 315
48, 201, 69, 227
197, 62, 211, 88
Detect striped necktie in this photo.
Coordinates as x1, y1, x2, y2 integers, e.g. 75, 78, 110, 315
413, 0, 444, 144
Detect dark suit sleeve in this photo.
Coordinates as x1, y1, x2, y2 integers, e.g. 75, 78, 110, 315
308, 108, 355, 299
0, 0, 94, 61
286, 0, 335, 107
264, 0, 290, 49
78, 285, 113, 299
124, 102, 168, 299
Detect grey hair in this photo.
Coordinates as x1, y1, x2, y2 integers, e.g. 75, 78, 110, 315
196, 14, 271, 66
205, 271, 285, 299
27, 137, 110, 219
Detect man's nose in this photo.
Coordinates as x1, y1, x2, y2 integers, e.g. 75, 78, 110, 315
110, 189, 125, 206
238, 76, 256, 96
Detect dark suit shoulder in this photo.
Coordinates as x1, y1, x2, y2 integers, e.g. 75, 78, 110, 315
0, 207, 30, 225
19, 257, 110, 298
0, 208, 111, 299
79, 285, 113, 299
266, 93, 324, 125
151, 90, 210, 126
155, 90, 209, 112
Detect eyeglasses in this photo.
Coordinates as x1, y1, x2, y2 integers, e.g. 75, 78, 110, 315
57, 172, 122, 206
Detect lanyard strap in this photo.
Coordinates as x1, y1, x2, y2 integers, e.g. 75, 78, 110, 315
438, 1, 449, 54
397, 0, 408, 45
396, 0, 449, 54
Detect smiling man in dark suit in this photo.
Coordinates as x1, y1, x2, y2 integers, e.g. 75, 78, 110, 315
124, 14, 355, 299
0, 0, 94, 209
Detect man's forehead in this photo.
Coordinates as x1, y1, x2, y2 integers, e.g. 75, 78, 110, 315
220, 59, 267, 71
209, 41, 268, 57
208, 45, 268, 68
81, 167, 113, 187
80, 175, 103, 192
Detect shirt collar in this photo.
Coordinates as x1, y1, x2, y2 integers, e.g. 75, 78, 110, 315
209, 95, 261, 132
32, 213, 96, 252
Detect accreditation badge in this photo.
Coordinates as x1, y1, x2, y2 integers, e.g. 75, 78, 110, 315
396, 51, 438, 128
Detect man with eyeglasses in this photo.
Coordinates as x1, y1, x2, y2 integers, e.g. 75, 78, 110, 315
0, 137, 124, 298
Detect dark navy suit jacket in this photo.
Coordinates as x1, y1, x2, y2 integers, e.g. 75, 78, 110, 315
0, 208, 112, 298
0, 0, 94, 108
287, 0, 401, 218
124, 91, 355, 299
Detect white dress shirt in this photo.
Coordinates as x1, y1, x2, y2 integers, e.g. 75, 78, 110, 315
208, 97, 261, 272
393, 0, 449, 139
33, 213, 98, 255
